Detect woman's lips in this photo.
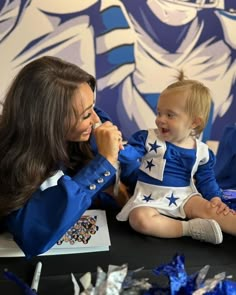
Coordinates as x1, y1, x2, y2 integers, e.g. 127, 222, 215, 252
83, 127, 92, 136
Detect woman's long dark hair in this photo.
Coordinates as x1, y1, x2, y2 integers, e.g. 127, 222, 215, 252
0, 56, 96, 217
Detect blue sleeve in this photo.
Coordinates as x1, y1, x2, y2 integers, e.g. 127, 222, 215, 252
5, 154, 116, 258
127, 130, 148, 155
90, 107, 113, 153
119, 130, 148, 189
94, 106, 112, 122
195, 149, 223, 200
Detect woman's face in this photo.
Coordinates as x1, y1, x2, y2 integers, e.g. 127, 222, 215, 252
66, 82, 100, 142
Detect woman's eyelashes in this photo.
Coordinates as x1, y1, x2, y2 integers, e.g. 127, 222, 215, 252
82, 112, 91, 120
82, 102, 96, 120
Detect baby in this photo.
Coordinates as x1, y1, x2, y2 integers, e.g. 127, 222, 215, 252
117, 73, 236, 244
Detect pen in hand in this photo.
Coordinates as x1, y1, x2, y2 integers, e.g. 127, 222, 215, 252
31, 261, 42, 293
93, 122, 124, 150
93, 122, 122, 197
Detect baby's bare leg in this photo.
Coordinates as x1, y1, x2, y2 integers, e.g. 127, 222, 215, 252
184, 195, 236, 236
129, 205, 223, 244
129, 206, 183, 238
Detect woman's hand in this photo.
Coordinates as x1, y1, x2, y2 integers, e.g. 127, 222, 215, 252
93, 121, 123, 165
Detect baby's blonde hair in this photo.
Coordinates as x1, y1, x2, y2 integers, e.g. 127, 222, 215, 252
162, 71, 212, 136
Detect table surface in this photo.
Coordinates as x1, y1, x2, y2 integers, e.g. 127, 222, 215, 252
0, 210, 236, 294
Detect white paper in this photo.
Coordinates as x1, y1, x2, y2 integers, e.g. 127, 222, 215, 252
0, 210, 111, 257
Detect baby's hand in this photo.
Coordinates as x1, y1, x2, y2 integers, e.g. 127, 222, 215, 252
210, 196, 235, 215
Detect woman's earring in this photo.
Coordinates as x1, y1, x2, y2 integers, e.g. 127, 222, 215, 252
190, 128, 197, 137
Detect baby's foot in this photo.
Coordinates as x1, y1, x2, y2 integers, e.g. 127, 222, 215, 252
188, 218, 223, 244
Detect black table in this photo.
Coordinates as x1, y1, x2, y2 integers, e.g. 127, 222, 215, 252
0, 210, 236, 294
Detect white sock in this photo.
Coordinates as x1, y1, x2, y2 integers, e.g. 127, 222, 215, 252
181, 221, 190, 236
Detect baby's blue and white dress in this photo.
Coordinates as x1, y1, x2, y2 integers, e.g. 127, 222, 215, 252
117, 129, 222, 221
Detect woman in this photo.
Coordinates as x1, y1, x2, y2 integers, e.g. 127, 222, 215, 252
0, 56, 123, 258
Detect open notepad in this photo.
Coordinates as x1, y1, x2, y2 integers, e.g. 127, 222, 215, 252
0, 209, 111, 257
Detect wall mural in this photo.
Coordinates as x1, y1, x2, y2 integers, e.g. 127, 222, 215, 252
0, 0, 236, 141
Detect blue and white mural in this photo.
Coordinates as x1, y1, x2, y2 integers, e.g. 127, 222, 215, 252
0, 0, 236, 141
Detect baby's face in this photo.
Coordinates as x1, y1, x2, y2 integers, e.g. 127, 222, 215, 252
155, 90, 194, 146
